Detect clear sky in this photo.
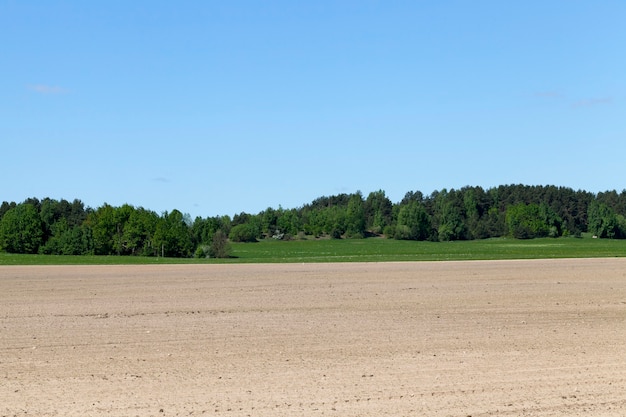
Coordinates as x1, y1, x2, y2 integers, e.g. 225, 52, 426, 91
2, 1, 625, 218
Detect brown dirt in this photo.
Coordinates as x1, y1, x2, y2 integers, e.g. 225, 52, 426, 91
1, 259, 626, 416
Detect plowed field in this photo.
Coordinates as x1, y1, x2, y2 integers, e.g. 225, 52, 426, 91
2, 259, 626, 416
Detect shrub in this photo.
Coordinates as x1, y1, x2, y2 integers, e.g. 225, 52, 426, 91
209, 230, 231, 258
194, 245, 210, 258
228, 224, 257, 242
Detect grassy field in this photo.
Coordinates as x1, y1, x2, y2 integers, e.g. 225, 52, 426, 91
1, 236, 625, 265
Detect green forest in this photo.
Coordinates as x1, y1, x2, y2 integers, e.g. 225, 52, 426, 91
2, 185, 626, 258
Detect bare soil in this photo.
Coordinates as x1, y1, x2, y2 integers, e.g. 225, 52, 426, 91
1, 259, 626, 416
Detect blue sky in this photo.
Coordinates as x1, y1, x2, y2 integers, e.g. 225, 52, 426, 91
2, 1, 625, 218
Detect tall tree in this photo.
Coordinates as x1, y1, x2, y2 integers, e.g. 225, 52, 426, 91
587, 201, 620, 238
345, 192, 366, 238
0, 203, 43, 253
364, 190, 393, 234
437, 202, 465, 241
505, 203, 561, 239
325, 206, 346, 239
86, 204, 117, 255
153, 210, 193, 257
276, 208, 301, 237
122, 207, 158, 255
394, 201, 430, 240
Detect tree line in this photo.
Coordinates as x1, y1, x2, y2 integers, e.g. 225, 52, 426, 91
1, 185, 626, 258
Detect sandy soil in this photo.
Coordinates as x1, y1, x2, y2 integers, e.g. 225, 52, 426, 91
1, 259, 626, 416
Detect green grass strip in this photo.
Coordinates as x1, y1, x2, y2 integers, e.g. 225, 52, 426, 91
1, 236, 625, 265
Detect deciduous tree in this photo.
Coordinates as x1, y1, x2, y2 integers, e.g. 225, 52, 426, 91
0, 203, 43, 253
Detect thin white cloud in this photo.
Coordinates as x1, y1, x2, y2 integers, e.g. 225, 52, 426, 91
152, 177, 170, 183
27, 84, 68, 94
571, 97, 613, 108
